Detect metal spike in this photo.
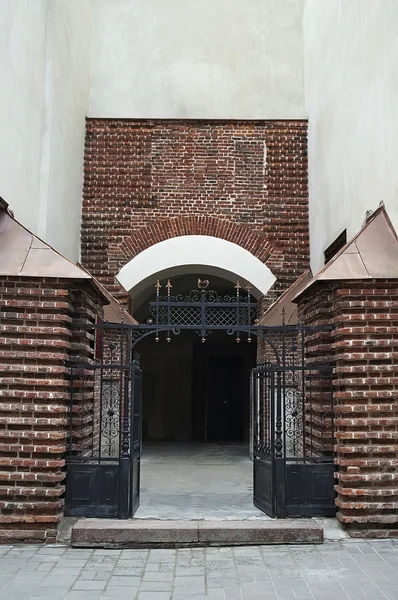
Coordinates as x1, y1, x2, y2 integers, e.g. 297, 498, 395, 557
155, 280, 161, 291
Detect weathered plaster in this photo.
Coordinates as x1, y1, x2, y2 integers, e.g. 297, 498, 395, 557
89, 0, 305, 119
304, 0, 398, 272
0, 0, 47, 235
0, 0, 94, 261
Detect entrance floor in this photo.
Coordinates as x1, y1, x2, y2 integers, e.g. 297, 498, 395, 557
135, 443, 269, 520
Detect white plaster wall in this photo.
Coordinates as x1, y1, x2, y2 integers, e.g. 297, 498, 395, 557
304, 0, 398, 273
0, 0, 47, 235
89, 0, 305, 118
39, 0, 94, 260
0, 0, 93, 261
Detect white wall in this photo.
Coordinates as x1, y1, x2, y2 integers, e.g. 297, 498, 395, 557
0, 0, 94, 261
89, 0, 305, 119
38, 0, 94, 260
304, 0, 398, 272
0, 0, 47, 236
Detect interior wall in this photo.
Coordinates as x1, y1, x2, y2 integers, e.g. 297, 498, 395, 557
140, 340, 194, 442
304, 0, 398, 272
0, 0, 94, 262
89, 0, 305, 119
140, 335, 255, 443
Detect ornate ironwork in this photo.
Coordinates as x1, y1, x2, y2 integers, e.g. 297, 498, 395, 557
101, 378, 120, 457
131, 278, 258, 346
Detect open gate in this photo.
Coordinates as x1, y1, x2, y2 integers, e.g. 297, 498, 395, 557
251, 327, 336, 518
65, 327, 142, 518
64, 279, 335, 519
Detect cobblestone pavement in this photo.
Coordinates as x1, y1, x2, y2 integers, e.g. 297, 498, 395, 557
1, 541, 398, 600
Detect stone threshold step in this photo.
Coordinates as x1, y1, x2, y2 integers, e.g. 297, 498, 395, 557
72, 519, 323, 548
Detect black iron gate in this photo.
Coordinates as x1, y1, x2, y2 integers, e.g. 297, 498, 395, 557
64, 278, 335, 519
251, 328, 336, 518
65, 328, 142, 518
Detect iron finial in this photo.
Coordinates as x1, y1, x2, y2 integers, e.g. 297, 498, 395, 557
155, 280, 161, 291
166, 279, 172, 291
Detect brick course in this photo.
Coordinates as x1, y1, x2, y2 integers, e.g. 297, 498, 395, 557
81, 119, 309, 304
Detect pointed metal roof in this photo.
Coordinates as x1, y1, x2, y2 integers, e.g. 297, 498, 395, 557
0, 198, 92, 279
259, 269, 312, 326
294, 205, 398, 301
0, 197, 138, 324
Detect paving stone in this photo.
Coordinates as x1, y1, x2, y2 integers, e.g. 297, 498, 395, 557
107, 576, 142, 587
3, 541, 398, 599
142, 572, 174, 582
136, 594, 171, 600
102, 587, 139, 596
72, 580, 107, 591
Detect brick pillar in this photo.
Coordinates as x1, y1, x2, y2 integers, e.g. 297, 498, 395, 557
67, 286, 104, 458
0, 277, 105, 542
297, 283, 335, 456
333, 280, 398, 537
0, 277, 73, 542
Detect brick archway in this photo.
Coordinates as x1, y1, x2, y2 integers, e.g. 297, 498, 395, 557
116, 216, 276, 264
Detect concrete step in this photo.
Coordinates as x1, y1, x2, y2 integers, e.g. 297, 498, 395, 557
71, 519, 323, 548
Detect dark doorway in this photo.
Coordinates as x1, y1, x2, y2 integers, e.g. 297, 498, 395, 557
207, 357, 244, 442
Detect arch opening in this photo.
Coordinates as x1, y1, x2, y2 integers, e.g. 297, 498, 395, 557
116, 235, 276, 304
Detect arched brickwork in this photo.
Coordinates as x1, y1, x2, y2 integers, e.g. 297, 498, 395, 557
81, 118, 310, 305
117, 216, 275, 264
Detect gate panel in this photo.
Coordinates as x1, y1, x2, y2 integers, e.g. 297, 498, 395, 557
252, 365, 276, 517
130, 362, 142, 517
65, 463, 119, 517
251, 327, 336, 518
65, 324, 138, 519
285, 463, 336, 516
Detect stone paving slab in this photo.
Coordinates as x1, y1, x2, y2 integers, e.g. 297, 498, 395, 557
1, 541, 398, 600
72, 519, 322, 547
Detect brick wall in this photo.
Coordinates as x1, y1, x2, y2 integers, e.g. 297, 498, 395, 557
81, 119, 309, 304
0, 277, 104, 542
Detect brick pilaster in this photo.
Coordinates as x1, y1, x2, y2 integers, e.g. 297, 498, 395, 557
332, 281, 398, 537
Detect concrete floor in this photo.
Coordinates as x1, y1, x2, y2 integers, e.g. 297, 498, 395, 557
135, 443, 268, 520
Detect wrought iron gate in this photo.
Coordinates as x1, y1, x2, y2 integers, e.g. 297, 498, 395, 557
65, 328, 142, 518
251, 327, 336, 518
64, 278, 335, 519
